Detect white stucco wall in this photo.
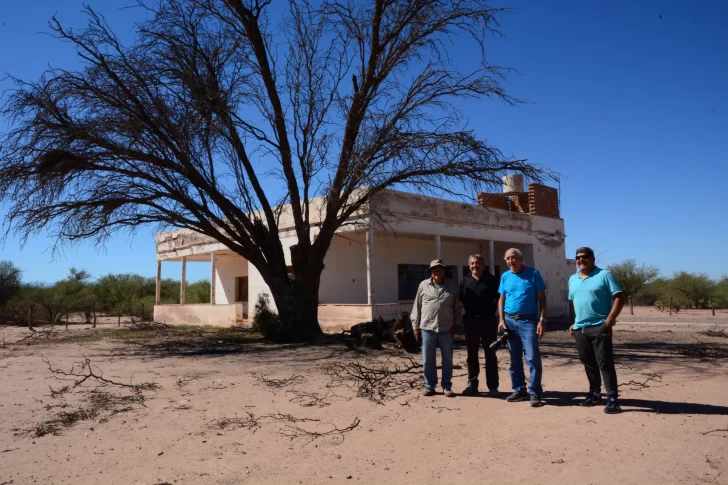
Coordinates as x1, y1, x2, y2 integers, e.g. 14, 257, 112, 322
213, 253, 248, 305
319, 233, 368, 304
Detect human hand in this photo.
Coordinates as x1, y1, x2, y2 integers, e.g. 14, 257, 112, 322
569, 325, 575, 337
604, 319, 615, 336
451, 326, 458, 338
537, 321, 545, 340
498, 320, 506, 333
414, 329, 421, 342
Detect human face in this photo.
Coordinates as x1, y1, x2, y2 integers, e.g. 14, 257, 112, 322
576, 253, 595, 273
469, 257, 484, 278
430, 266, 445, 284
505, 250, 524, 272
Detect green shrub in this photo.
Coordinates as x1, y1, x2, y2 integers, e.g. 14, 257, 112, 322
251, 293, 284, 340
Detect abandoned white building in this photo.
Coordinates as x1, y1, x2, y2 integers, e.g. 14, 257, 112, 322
153, 176, 574, 330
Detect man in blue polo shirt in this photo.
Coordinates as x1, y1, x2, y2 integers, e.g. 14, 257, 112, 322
497, 248, 547, 407
568, 247, 626, 414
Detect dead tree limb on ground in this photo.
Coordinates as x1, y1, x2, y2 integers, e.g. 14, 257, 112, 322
698, 324, 728, 339
324, 357, 422, 404
42, 355, 159, 393
208, 413, 262, 433
674, 336, 728, 359
701, 427, 728, 436
15, 327, 56, 343
255, 373, 305, 389
282, 417, 360, 444
618, 373, 662, 390
289, 389, 333, 408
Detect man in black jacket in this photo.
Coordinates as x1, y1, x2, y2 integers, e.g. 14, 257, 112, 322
459, 254, 501, 397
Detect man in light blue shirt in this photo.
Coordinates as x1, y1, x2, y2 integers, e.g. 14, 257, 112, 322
497, 248, 547, 407
568, 247, 626, 414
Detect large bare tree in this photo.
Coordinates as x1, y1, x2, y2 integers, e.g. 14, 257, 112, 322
1, 0, 550, 338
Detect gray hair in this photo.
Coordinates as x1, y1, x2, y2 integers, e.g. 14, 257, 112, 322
504, 248, 523, 260
468, 253, 485, 264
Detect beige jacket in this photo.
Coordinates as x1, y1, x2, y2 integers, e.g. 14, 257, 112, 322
411, 278, 462, 332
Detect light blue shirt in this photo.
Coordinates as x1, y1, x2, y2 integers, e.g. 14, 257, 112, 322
499, 267, 546, 315
568, 267, 623, 329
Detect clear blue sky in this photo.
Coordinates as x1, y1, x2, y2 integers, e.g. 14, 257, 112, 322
1, 0, 726, 284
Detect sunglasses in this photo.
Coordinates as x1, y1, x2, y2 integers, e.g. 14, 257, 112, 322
575, 255, 592, 261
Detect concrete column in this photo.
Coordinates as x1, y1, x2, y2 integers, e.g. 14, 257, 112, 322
180, 256, 187, 305
489, 240, 495, 276
434, 234, 441, 259
366, 229, 375, 305
210, 252, 216, 304
155, 261, 162, 305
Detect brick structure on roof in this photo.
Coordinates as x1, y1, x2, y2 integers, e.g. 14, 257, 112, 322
477, 183, 560, 218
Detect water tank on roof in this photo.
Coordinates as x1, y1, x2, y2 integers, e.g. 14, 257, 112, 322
502, 174, 524, 193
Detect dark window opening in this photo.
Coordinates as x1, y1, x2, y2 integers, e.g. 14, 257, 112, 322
397, 264, 456, 300
235, 276, 249, 302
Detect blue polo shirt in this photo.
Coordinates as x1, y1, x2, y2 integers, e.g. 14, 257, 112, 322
568, 267, 623, 329
499, 267, 546, 315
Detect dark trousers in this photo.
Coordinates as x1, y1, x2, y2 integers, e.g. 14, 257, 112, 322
574, 323, 619, 397
464, 316, 499, 391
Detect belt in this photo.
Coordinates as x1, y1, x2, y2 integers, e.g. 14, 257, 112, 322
505, 313, 537, 320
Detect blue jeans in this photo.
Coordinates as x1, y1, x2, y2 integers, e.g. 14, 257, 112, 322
421, 329, 454, 389
505, 315, 543, 396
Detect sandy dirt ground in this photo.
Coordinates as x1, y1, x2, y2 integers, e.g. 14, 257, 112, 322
1, 306, 727, 485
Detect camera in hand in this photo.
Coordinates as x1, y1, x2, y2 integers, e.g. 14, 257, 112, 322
489, 329, 510, 350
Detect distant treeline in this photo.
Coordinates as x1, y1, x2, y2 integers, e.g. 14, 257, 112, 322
0, 262, 209, 324
606, 260, 727, 309
1, 259, 726, 325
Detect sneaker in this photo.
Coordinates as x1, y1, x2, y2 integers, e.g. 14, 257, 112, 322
530, 394, 543, 407
604, 396, 622, 414
462, 384, 479, 396
506, 391, 529, 402
579, 392, 603, 407
443, 388, 456, 398
423, 387, 436, 397
486, 389, 500, 398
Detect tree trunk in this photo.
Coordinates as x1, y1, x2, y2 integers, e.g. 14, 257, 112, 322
266, 276, 322, 341
254, 243, 325, 341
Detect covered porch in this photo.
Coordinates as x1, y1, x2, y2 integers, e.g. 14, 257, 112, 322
153, 249, 250, 327
315, 229, 533, 330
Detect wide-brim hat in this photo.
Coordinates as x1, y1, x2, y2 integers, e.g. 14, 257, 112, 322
428, 259, 446, 270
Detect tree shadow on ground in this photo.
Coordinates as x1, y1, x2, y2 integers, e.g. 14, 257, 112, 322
122, 330, 417, 364
540, 339, 728, 363
542, 391, 728, 415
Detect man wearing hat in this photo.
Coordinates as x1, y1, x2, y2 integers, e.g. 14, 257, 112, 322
411, 259, 461, 397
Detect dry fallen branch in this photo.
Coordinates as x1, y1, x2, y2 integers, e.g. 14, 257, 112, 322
281, 417, 361, 444
48, 385, 71, 399
698, 325, 728, 339
289, 389, 333, 408
42, 355, 159, 393
15, 328, 56, 343
124, 321, 173, 332
430, 406, 460, 413
256, 373, 305, 389
26, 388, 149, 438
619, 373, 662, 390
324, 358, 422, 404
209, 413, 262, 433
175, 375, 202, 388
208, 411, 321, 434
674, 337, 728, 359
702, 427, 728, 436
